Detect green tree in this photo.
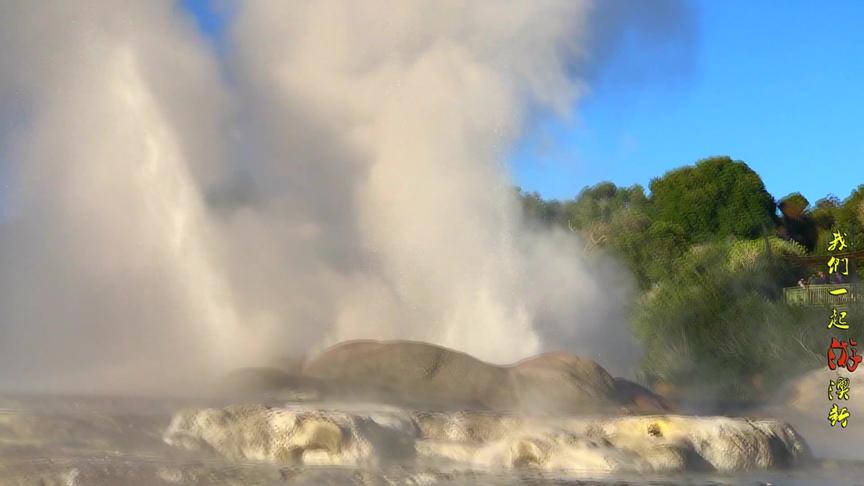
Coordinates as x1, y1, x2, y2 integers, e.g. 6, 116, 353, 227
649, 156, 777, 242
858, 196, 864, 226
778, 192, 818, 250
563, 182, 648, 231
514, 163, 861, 402
517, 188, 563, 227
809, 187, 864, 255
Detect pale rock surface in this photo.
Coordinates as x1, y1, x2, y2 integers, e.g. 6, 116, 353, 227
163, 404, 414, 467
164, 405, 811, 473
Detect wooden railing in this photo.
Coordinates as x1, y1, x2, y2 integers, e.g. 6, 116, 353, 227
783, 283, 864, 306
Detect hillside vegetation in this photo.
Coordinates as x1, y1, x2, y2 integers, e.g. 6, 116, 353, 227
518, 156, 864, 401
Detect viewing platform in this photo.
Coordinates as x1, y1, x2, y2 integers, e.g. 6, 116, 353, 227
783, 283, 864, 306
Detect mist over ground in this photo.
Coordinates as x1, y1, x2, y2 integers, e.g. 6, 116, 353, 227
0, 1, 696, 393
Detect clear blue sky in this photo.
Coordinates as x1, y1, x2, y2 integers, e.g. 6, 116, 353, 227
182, 0, 863, 205
511, 0, 864, 204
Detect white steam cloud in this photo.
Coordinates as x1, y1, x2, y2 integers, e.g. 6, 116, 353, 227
0, 1, 691, 393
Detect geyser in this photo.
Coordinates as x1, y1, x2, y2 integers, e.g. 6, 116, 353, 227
0, 0, 695, 393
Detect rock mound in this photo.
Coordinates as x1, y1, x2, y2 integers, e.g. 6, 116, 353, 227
287, 340, 669, 414
302, 340, 513, 410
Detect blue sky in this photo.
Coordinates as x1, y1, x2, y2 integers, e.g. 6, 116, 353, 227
512, 0, 863, 204
182, 0, 863, 205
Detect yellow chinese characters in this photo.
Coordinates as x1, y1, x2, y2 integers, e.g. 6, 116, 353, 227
825, 228, 854, 431
828, 403, 851, 428
829, 377, 851, 400
828, 256, 850, 276
828, 308, 849, 330
828, 230, 848, 252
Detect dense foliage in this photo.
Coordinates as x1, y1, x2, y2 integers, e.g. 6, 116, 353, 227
632, 239, 824, 401
649, 156, 778, 242
518, 156, 864, 402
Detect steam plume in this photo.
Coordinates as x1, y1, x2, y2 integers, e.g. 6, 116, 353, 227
0, 1, 243, 391
0, 1, 693, 392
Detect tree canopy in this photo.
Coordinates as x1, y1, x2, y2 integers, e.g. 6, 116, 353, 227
516, 155, 862, 402
648, 156, 777, 242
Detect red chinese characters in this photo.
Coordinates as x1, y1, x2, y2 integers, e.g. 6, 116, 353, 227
828, 337, 862, 372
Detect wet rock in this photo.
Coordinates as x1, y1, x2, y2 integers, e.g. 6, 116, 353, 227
165, 406, 812, 473
599, 415, 812, 472
163, 404, 414, 467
